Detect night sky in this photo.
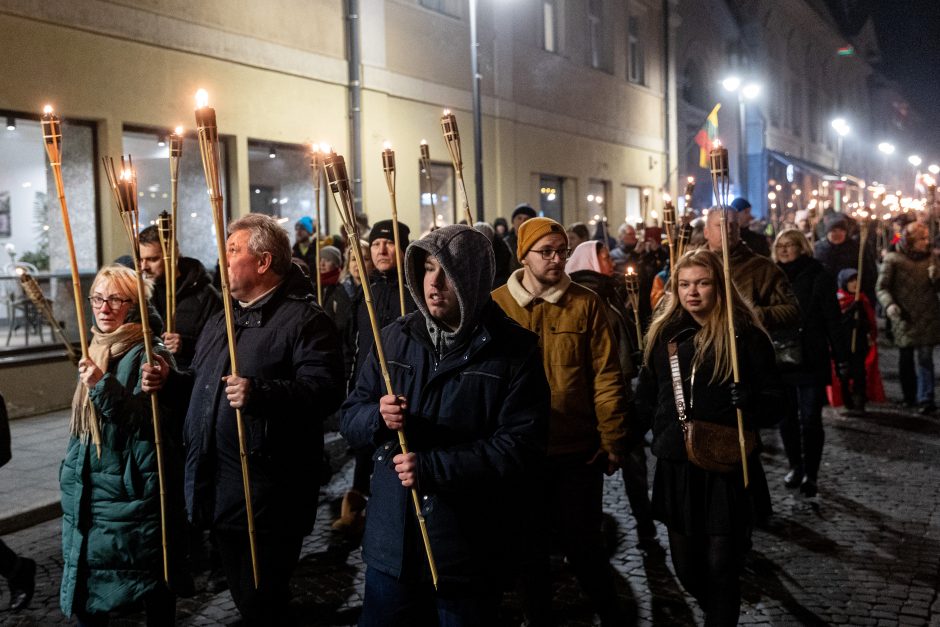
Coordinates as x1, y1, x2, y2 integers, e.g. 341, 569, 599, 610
831, 0, 940, 147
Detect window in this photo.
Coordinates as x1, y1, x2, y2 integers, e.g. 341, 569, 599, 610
248, 140, 328, 242
628, 14, 645, 85
420, 0, 461, 18
539, 175, 564, 223
543, 1, 558, 53
1, 112, 98, 352
123, 127, 231, 270
624, 185, 642, 225
588, 0, 611, 72
419, 161, 456, 231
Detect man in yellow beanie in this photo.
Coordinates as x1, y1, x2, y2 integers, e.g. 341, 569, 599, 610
492, 217, 630, 626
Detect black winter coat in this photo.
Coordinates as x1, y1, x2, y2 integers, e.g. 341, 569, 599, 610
813, 237, 877, 303
151, 257, 221, 369
636, 315, 783, 462
777, 255, 848, 386
180, 265, 345, 535
341, 301, 549, 584
351, 269, 417, 383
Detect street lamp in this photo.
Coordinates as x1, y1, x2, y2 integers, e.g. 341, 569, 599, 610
908, 155, 922, 167
722, 75, 761, 201
469, 0, 484, 221
878, 142, 895, 155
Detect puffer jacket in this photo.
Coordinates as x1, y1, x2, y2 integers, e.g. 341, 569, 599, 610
492, 269, 629, 457
60, 340, 180, 616
877, 249, 940, 347
635, 314, 783, 462
341, 225, 549, 584
180, 264, 345, 536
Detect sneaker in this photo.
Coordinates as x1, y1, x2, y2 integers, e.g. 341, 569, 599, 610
799, 478, 818, 498
919, 403, 937, 416
8, 557, 35, 611
783, 468, 804, 489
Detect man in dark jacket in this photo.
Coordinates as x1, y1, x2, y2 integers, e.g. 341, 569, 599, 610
814, 212, 877, 304
342, 225, 549, 625
291, 215, 317, 272
139, 227, 221, 369
144, 214, 344, 623
504, 203, 537, 262
730, 197, 771, 257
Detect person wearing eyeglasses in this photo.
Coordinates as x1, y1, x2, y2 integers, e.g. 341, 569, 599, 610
492, 217, 630, 626
60, 264, 181, 626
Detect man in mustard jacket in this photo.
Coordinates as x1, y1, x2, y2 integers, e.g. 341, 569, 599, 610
492, 217, 629, 627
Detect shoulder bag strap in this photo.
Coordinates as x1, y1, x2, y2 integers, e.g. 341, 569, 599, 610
667, 342, 688, 425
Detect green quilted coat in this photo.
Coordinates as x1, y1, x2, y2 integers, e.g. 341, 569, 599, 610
59, 341, 180, 616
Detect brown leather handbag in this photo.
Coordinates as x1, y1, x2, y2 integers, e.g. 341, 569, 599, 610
667, 343, 755, 473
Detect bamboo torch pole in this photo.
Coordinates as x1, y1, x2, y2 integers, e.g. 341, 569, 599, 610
310, 143, 324, 305
156, 211, 174, 330
663, 194, 677, 273
850, 216, 870, 354
194, 89, 261, 588
420, 140, 437, 230
167, 126, 183, 332
709, 143, 750, 488
382, 143, 407, 316
102, 156, 171, 583
441, 110, 474, 226
18, 269, 79, 365
624, 267, 643, 351
41, 105, 102, 457
323, 149, 439, 589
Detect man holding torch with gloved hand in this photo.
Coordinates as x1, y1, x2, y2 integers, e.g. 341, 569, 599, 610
341, 225, 549, 625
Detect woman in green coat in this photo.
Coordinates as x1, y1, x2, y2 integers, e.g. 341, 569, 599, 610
60, 265, 179, 626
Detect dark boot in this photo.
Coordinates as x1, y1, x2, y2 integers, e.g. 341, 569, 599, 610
8, 557, 35, 611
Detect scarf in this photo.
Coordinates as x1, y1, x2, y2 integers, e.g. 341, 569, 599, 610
320, 267, 341, 286
70, 323, 145, 439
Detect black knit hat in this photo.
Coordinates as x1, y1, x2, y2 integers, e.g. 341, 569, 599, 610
511, 203, 537, 220
369, 219, 410, 246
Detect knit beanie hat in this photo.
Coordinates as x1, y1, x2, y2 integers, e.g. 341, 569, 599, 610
296, 216, 314, 235
319, 245, 343, 269
511, 203, 538, 221
369, 219, 411, 247
824, 212, 848, 234
516, 217, 568, 262
730, 197, 752, 212
837, 268, 858, 291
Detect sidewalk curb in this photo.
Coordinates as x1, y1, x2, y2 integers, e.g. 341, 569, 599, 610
0, 499, 61, 536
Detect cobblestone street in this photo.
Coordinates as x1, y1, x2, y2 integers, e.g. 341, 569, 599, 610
1, 345, 940, 626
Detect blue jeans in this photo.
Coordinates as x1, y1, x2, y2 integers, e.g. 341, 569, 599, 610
899, 346, 936, 405
359, 567, 501, 627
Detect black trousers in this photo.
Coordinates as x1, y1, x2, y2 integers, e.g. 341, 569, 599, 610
667, 529, 744, 627
75, 585, 175, 626
519, 454, 620, 626
779, 384, 826, 481
215, 528, 304, 625
0, 539, 16, 579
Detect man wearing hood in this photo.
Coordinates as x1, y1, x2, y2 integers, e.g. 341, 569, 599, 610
492, 217, 629, 626
877, 221, 940, 413
341, 225, 549, 624
143, 214, 345, 623
138, 226, 221, 369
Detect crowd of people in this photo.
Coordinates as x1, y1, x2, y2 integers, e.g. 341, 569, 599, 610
9, 191, 938, 626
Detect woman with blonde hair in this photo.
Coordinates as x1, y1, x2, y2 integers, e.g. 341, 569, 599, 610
636, 249, 782, 626
60, 265, 180, 626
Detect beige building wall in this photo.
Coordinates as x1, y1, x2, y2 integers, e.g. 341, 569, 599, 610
0, 0, 672, 414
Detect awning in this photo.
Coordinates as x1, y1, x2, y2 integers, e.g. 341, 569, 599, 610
767, 150, 864, 186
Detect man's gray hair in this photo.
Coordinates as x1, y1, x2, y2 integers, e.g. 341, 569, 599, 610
618, 222, 636, 236
228, 214, 292, 276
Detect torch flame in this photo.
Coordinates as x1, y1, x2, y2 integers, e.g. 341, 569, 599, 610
383, 141, 392, 151
714, 139, 722, 148
320, 143, 332, 154
626, 266, 635, 275
174, 126, 184, 136
443, 109, 451, 116
663, 192, 672, 203
195, 89, 209, 109
43, 104, 54, 115
420, 139, 428, 146
687, 176, 695, 184
311, 142, 321, 153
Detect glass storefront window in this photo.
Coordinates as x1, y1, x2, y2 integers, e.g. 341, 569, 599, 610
123, 127, 230, 270
1, 112, 98, 352
539, 175, 564, 223
419, 161, 455, 233
248, 140, 329, 239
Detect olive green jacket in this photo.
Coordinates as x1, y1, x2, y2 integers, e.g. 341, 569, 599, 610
877, 250, 940, 348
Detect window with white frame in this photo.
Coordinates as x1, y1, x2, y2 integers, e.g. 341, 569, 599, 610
588, 0, 610, 72
543, 0, 559, 53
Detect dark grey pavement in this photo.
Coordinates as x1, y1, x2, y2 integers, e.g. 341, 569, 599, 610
1, 344, 940, 625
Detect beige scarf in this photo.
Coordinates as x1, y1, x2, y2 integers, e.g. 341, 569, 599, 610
70, 323, 145, 439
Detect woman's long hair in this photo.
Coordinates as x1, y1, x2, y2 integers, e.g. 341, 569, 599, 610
643, 249, 762, 383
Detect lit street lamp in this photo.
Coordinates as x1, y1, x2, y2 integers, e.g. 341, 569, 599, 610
929, 164, 940, 175
722, 75, 761, 201
878, 142, 895, 155
908, 155, 922, 167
